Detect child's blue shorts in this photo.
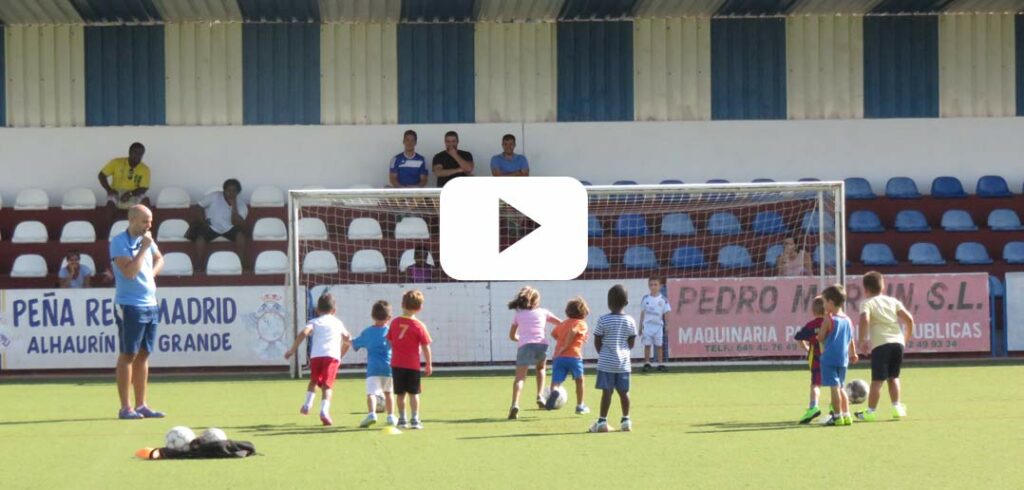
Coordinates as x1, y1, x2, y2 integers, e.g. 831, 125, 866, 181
552, 357, 584, 383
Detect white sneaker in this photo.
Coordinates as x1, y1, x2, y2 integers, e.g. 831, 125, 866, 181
620, 419, 632, 432
386, 415, 397, 426
409, 418, 424, 430
359, 414, 377, 428
575, 404, 590, 415
893, 404, 907, 419
588, 420, 609, 433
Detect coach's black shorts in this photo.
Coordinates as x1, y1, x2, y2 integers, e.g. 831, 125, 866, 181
393, 367, 422, 395
871, 343, 904, 381
186, 222, 245, 243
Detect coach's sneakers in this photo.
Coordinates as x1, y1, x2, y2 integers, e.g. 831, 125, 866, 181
892, 403, 907, 419
118, 408, 143, 420
620, 418, 632, 432
588, 420, 609, 433
575, 404, 591, 415
855, 409, 877, 422
359, 414, 377, 428
508, 405, 520, 420
135, 405, 166, 418
799, 407, 822, 424
320, 413, 333, 426
409, 418, 423, 430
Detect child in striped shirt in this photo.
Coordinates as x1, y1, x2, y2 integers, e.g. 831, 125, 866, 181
589, 284, 638, 433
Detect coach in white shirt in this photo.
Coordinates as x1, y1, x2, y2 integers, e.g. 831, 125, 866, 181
186, 178, 249, 272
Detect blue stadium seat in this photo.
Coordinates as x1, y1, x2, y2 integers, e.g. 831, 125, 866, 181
706, 179, 730, 184
844, 177, 876, 200
587, 246, 610, 270
616, 214, 648, 236
612, 180, 640, 204
908, 242, 945, 265
894, 210, 930, 232
578, 179, 592, 186
812, 245, 838, 266
588, 215, 603, 237
718, 245, 753, 269
657, 179, 687, 203
660, 179, 683, 185
955, 242, 993, 265
849, 210, 884, 233
977, 175, 1012, 198
861, 243, 898, 266
708, 212, 742, 235
661, 213, 696, 236
1003, 242, 1024, 264
798, 177, 820, 182
613, 180, 638, 186
987, 209, 1023, 231
671, 246, 707, 269
752, 211, 787, 235
752, 178, 775, 183
624, 246, 658, 269
930, 176, 966, 198
885, 177, 922, 199
940, 209, 977, 231
801, 210, 835, 234
989, 275, 1005, 298
704, 180, 734, 202
764, 244, 784, 266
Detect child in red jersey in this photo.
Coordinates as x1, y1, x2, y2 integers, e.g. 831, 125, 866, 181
386, 289, 433, 430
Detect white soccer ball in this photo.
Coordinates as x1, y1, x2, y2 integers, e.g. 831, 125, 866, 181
165, 426, 196, 451
198, 427, 228, 444
845, 379, 869, 405
542, 386, 569, 410
375, 394, 386, 413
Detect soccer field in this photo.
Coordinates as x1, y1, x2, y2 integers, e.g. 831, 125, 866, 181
2, 364, 1022, 489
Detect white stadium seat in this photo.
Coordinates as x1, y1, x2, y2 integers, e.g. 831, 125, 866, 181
155, 186, 191, 209
11, 254, 48, 277
12, 221, 48, 243
250, 185, 285, 208
61, 254, 97, 274
61, 187, 98, 210
59, 221, 97, 243
394, 217, 430, 239
351, 249, 386, 273
15, 188, 49, 210
299, 218, 328, 241
206, 251, 242, 276
253, 218, 287, 241
347, 218, 383, 240
399, 248, 435, 271
109, 220, 129, 240
157, 219, 190, 242
161, 253, 194, 276
302, 250, 338, 274
254, 250, 288, 274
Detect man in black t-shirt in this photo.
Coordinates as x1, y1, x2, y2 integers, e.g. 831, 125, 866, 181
432, 131, 474, 187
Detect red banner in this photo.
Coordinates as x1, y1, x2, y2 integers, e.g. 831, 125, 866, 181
666, 273, 990, 358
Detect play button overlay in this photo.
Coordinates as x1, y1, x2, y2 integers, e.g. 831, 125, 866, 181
440, 177, 588, 281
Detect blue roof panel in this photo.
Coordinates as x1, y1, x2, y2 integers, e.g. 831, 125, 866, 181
70, 0, 162, 23
397, 23, 475, 123
242, 23, 320, 124
864, 15, 939, 118
711, 18, 787, 120
1018, 15, 1024, 116
85, 26, 166, 125
557, 21, 634, 121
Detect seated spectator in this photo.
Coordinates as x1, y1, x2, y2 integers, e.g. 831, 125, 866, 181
59, 250, 93, 288
187, 179, 249, 272
98, 142, 151, 216
777, 236, 812, 277
433, 131, 474, 187
389, 130, 428, 188
407, 247, 434, 283
490, 134, 529, 177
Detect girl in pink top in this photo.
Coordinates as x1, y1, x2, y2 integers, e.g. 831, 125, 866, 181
507, 286, 562, 420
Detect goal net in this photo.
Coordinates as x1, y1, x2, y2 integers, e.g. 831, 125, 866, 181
286, 181, 845, 376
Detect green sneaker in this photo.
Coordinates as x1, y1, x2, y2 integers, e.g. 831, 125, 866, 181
892, 404, 907, 419
855, 410, 877, 422
841, 415, 853, 426
799, 407, 822, 424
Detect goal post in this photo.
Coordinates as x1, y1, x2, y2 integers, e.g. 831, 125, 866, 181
286, 181, 845, 376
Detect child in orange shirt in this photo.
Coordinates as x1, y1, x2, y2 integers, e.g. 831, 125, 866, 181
546, 297, 591, 414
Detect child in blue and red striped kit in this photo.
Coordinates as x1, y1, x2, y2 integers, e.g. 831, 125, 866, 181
794, 296, 825, 424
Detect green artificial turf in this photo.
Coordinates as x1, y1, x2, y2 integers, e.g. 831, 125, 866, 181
2, 364, 1022, 489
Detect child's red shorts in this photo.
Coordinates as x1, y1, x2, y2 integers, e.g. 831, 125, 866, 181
310, 356, 340, 389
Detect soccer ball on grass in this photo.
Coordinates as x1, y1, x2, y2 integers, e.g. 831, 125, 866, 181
845, 379, 869, 405
165, 426, 196, 451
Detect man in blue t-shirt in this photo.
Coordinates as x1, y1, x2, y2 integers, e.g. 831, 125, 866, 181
110, 205, 166, 420
388, 130, 428, 188
490, 134, 530, 177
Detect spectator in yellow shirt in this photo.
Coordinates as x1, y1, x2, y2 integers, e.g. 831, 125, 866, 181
99, 143, 152, 221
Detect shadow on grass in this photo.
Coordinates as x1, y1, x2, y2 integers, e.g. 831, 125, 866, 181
458, 431, 588, 441
223, 423, 364, 437
431, 417, 514, 425
687, 420, 812, 434
0, 417, 112, 426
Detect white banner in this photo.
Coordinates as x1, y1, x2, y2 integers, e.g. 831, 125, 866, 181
0, 286, 300, 370
1007, 273, 1024, 352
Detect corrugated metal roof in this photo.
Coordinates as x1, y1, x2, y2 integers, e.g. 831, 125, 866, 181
152, 0, 242, 22
70, 0, 163, 23
319, 0, 401, 22
715, 0, 798, 16
166, 22, 243, 125
242, 23, 320, 124
396, 23, 474, 123
787, 15, 864, 119
321, 23, 398, 124
943, 0, 1024, 12
475, 22, 557, 122
4, 24, 87, 127
788, 0, 882, 14
634, 17, 711, 120
557, 21, 634, 121
710, 17, 787, 119
939, 13, 1015, 116
632, 0, 725, 17
870, 0, 956, 13
84, 25, 165, 125
0, 0, 84, 24
863, 15, 939, 117
476, 0, 565, 21
401, 0, 475, 21
559, 0, 638, 19
237, 0, 320, 22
